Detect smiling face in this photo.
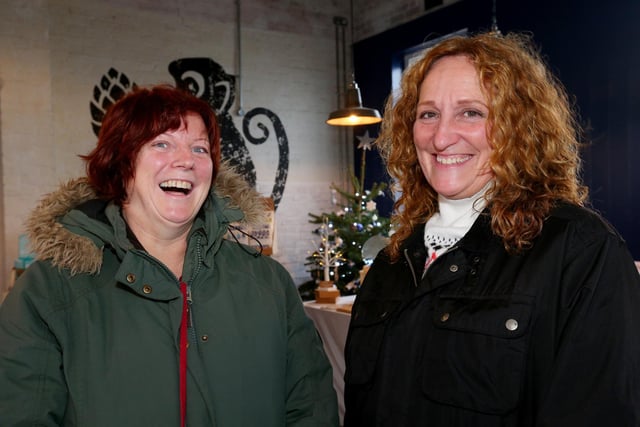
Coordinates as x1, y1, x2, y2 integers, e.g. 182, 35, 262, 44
413, 55, 493, 200
123, 112, 213, 237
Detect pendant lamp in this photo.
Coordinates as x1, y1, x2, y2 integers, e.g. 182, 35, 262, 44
326, 4, 382, 127
326, 79, 382, 126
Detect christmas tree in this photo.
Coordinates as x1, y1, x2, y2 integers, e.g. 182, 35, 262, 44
300, 131, 391, 299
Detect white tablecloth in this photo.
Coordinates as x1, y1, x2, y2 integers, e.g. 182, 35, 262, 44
303, 295, 354, 425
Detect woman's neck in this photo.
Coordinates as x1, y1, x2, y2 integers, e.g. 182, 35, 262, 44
140, 235, 187, 279
123, 210, 190, 278
436, 181, 491, 226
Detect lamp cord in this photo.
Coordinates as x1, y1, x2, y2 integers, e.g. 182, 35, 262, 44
350, 0, 355, 77
491, 0, 501, 34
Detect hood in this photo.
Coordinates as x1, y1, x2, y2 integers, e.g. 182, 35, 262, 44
24, 161, 267, 275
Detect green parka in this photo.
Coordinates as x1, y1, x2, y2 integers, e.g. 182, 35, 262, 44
0, 164, 338, 426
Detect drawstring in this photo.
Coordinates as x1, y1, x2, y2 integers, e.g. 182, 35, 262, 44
179, 280, 188, 427
226, 224, 263, 257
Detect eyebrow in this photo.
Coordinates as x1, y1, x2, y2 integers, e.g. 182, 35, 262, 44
417, 99, 488, 108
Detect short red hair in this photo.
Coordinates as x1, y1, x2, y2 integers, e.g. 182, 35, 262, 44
82, 84, 221, 204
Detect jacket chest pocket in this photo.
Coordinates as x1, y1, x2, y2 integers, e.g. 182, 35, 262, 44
421, 293, 534, 414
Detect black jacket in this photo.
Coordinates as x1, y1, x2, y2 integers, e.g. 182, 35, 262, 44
344, 203, 640, 426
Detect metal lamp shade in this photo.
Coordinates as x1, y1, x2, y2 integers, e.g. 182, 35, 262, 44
326, 80, 382, 126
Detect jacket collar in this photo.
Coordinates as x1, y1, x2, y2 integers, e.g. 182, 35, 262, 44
397, 210, 497, 290
24, 161, 266, 275
399, 211, 493, 265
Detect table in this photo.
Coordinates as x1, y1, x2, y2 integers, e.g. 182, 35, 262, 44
303, 295, 354, 425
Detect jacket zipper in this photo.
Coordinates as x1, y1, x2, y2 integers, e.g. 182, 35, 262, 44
404, 248, 419, 288
186, 233, 204, 343
405, 244, 460, 287
186, 285, 193, 328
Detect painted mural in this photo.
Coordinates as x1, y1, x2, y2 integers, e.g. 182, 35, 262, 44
89, 59, 289, 209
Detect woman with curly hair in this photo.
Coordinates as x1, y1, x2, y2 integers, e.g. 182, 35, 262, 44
344, 32, 640, 426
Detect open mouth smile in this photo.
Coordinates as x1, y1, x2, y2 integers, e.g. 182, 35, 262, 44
159, 180, 193, 195
436, 154, 472, 165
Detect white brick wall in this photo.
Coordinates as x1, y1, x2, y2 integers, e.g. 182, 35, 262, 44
0, 0, 351, 290
0, 0, 433, 293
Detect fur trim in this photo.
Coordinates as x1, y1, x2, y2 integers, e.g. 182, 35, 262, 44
25, 162, 265, 275
25, 178, 103, 275
212, 161, 268, 226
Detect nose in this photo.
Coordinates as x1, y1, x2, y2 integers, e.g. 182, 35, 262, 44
432, 115, 457, 151
172, 146, 195, 169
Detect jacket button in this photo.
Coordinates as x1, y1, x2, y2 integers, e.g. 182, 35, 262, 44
449, 264, 459, 273
142, 285, 153, 294
505, 318, 518, 331
201, 335, 209, 342
126, 273, 136, 283
440, 312, 450, 322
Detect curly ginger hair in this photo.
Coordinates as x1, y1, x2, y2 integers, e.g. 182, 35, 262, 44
379, 32, 588, 261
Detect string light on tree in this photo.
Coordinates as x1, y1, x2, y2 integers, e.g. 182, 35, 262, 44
309, 216, 346, 283
308, 216, 345, 302
305, 130, 391, 296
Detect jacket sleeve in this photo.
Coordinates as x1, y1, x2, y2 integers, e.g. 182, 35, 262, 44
279, 265, 339, 426
0, 264, 68, 426
536, 232, 640, 426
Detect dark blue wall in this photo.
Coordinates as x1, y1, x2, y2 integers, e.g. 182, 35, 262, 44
353, 0, 640, 258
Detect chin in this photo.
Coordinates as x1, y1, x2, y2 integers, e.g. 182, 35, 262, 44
436, 188, 469, 200
163, 212, 198, 225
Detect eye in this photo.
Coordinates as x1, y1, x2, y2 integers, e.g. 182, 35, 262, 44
151, 140, 169, 149
418, 110, 438, 120
192, 145, 210, 154
462, 109, 485, 119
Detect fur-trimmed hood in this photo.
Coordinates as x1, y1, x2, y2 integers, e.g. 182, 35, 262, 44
25, 162, 266, 276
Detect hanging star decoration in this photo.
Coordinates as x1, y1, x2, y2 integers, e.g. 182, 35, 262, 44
356, 130, 376, 151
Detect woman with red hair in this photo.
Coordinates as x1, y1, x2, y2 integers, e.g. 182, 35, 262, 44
0, 85, 338, 426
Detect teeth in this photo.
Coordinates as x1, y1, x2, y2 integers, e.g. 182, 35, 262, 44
436, 155, 471, 165
160, 180, 192, 190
